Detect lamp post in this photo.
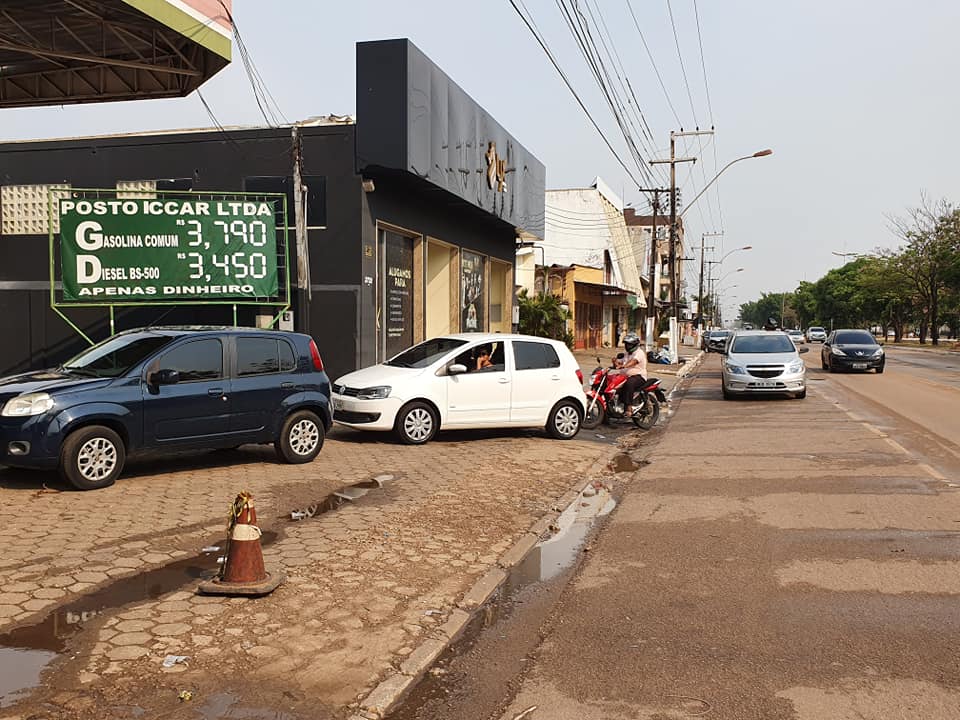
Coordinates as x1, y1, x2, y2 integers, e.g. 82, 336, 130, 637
516, 241, 547, 294
678, 150, 773, 221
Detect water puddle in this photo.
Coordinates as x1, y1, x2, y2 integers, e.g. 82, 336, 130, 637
0, 530, 277, 709
510, 485, 617, 585
389, 483, 617, 719
0, 472, 395, 708
286, 474, 393, 521
196, 691, 297, 719
609, 452, 648, 473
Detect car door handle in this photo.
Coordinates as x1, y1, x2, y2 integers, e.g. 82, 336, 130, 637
281, 382, 295, 389
550, 375, 561, 381
498, 378, 510, 384
208, 388, 224, 397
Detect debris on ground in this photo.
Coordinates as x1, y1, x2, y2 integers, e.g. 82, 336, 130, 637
162, 655, 190, 668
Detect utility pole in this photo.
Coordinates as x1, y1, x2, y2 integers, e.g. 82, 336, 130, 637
697, 232, 723, 332
651, 129, 711, 362
636, 187, 667, 350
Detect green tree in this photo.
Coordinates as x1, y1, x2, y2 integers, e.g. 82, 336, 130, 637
517, 289, 573, 347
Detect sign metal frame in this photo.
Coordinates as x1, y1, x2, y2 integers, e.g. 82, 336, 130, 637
48, 188, 291, 344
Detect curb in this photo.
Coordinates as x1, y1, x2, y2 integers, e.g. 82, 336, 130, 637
350, 437, 631, 719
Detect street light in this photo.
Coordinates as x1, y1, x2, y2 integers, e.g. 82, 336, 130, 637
679, 150, 773, 219
516, 240, 548, 294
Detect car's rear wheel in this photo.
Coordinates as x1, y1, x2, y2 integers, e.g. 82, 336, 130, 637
276, 410, 324, 463
395, 402, 438, 445
60, 425, 126, 491
547, 400, 582, 439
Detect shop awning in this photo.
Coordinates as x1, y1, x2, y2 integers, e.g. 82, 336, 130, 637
574, 280, 646, 308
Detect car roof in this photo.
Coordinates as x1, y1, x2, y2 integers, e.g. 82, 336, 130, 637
440, 333, 567, 345
731, 329, 789, 336
114, 326, 309, 338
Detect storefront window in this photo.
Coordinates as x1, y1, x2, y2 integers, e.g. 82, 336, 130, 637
461, 250, 486, 332
489, 259, 511, 334
426, 241, 457, 338
379, 228, 415, 359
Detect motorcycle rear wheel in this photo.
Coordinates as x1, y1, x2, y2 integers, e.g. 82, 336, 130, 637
631, 395, 660, 430
582, 401, 605, 429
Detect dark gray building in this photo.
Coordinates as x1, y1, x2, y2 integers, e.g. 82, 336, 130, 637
0, 39, 545, 381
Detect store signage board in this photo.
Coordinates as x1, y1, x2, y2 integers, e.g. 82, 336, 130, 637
59, 197, 279, 302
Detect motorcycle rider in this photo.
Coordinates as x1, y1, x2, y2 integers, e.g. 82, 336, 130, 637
613, 331, 648, 416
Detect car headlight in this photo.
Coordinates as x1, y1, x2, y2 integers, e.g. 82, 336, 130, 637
831, 347, 847, 356
725, 363, 747, 375
787, 359, 804, 373
2, 392, 54, 417
355, 386, 391, 400
872, 348, 884, 357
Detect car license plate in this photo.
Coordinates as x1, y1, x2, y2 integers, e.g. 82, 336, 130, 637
755, 381, 776, 388
852, 363, 868, 370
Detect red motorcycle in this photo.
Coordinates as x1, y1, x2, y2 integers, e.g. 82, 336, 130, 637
582, 357, 666, 430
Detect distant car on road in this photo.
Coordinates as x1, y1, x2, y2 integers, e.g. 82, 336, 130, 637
721, 330, 808, 400
704, 329, 731, 353
805, 326, 827, 342
821, 330, 885, 373
787, 330, 805, 344
0, 327, 331, 490
331, 334, 586, 444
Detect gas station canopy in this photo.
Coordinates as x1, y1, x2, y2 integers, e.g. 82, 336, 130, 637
0, 0, 232, 107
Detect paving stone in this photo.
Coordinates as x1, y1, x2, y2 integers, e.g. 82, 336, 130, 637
22, 599, 53, 612
106, 645, 150, 660
0, 593, 29, 605
153, 623, 191, 636
42, 575, 76, 588
114, 620, 152, 633
73, 571, 109, 584
111, 632, 154, 646
0, 604, 20, 618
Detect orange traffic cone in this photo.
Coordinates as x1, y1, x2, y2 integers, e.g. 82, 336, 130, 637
198, 491, 284, 596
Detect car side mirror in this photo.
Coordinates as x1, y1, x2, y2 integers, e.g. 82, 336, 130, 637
799, 347, 809, 354
151, 368, 180, 385
447, 363, 468, 376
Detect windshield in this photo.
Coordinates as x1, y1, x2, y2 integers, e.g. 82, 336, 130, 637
835, 331, 876, 344
710, 331, 730, 338
62, 334, 175, 378
809, 327, 824, 332
385, 338, 467, 368
730, 334, 796, 354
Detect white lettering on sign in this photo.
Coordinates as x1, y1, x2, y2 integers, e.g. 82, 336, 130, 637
61, 199, 273, 218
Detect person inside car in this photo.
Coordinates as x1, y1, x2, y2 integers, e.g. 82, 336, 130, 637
475, 346, 493, 371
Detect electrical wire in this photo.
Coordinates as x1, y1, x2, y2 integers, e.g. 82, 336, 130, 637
693, 0, 725, 235
625, 0, 682, 127
507, 0, 648, 189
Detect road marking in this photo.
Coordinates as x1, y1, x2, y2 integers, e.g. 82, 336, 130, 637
916, 463, 947, 481
883, 437, 911, 455
861, 423, 887, 437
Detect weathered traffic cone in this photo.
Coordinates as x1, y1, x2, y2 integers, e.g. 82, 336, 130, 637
198, 491, 284, 596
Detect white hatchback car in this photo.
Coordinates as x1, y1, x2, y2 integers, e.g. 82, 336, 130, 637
331, 334, 587, 444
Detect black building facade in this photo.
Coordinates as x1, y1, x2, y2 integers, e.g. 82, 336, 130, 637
0, 39, 545, 381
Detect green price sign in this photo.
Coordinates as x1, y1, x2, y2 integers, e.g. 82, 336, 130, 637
59, 197, 279, 302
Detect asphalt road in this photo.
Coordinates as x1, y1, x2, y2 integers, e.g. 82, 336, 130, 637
802, 344, 960, 462
392, 351, 960, 720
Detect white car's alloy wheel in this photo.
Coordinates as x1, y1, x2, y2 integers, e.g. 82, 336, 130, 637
403, 407, 434, 442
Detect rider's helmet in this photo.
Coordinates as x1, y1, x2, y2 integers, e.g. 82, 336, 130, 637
622, 332, 641, 353
763, 316, 780, 331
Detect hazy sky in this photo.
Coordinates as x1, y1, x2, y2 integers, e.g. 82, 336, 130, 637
3, 0, 958, 319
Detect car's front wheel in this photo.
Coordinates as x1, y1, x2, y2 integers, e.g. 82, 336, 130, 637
276, 410, 324, 463
60, 425, 126, 491
876, 361, 885, 374
547, 400, 582, 439
395, 402, 439, 445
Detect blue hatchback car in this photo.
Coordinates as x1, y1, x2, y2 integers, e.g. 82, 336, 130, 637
0, 327, 331, 490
